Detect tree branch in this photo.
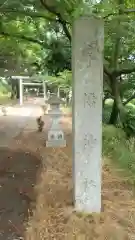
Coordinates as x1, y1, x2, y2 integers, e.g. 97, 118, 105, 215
114, 66, 135, 76
104, 65, 112, 77
123, 93, 135, 105
0, 29, 72, 52
40, 0, 71, 42
125, 8, 135, 13
0, 30, 44, 46
0, 8, 55, 21
40, 0, 59, 15
104, 8, 135, 19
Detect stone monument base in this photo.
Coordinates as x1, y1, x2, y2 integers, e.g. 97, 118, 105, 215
46, 139, 66, 147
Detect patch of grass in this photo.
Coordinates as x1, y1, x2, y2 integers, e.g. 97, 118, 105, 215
103, 125, 135, 181
103, 103, 112, 123
0, 94, 17, 105
0, 95, 10, 103
103, 99, 135, 124
63, 103, 135, 179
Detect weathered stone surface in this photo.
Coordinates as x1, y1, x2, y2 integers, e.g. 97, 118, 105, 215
46, 94, 66, 148
46, 138, 66, 147
72, 17, 104, 213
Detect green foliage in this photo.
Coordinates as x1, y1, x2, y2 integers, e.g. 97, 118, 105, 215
131, 99, 135, 105
123, 104, 135, 137
103, 125, 135, 179
103, 99, 113, 123
0, 78, 11, 95
47, 70, 72, 92
103, 100, 135, 137
44, 38, 71, 75
57, 70, 72, 91
103, 124, 126, 145
0, 0, 135, 122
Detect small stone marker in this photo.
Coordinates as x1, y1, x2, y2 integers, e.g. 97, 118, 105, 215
46, 94, 66, 147
72, 17, 104, 213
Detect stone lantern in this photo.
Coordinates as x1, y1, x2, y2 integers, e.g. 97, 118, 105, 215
46, 94, 66, 147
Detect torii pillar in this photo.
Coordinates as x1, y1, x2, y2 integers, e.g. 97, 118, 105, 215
19, 78, 23, 105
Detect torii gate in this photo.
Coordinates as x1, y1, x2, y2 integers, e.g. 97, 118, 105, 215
11, 76, 47, 105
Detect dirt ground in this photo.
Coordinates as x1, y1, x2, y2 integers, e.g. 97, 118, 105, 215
0, 112, 135, 239
0, 147, 41, 240
0, 104, 42, 239
23, 115, 135, 240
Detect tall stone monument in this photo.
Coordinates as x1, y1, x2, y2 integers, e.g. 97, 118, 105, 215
72, 17, 104, 213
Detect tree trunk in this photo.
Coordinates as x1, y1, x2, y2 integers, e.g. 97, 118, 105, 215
109, 100, 119, 124
102, 98, 106, 109
123, 94, 135, 105
109, 76, 124, 125
10, 79, 16, 99
109, 0, 124, 125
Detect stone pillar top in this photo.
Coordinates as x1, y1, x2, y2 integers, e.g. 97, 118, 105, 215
47, 94, 64, 105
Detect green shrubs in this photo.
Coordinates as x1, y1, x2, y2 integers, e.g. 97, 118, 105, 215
0, 80, 10, 95
123, 104, 135, 137
103, 100, 135, 179
103, 125, 135, 178
103, 99, 113, 124
103, 100, 135, 137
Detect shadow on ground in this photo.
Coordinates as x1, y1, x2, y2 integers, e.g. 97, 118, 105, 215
0, 148, 41, 240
